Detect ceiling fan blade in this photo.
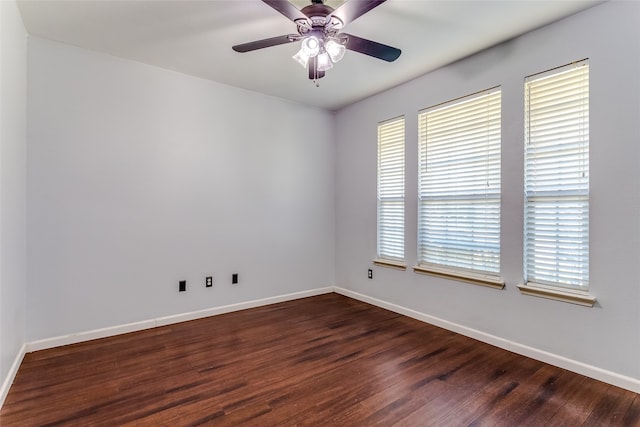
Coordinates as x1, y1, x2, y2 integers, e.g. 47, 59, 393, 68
262, 0, 308, 22
232, 35, 297, 53
343, 33, 401, 62
331, 0, 387, 26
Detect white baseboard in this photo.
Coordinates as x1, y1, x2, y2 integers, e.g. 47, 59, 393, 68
0, 343, 27, 408
27, 287, 333, 352
334, 286, 640, 394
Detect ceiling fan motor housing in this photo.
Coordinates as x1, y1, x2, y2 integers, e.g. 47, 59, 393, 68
301, 3, 332, 18
297, 2, 343, 37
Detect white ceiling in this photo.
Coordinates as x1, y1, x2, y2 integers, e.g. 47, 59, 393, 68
17, 0, 601, 111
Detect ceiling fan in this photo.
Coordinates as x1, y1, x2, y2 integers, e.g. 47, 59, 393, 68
232, 0, 401, 82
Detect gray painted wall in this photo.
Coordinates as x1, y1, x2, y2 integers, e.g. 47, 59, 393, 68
0, 0, 28, 391
26, 38, 336, 341
335, 1, 640, 380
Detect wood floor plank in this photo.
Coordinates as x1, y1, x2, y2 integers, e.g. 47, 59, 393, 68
469, 363, 574, 425
583, 383, 639, 426
392, 353, 545, 426
1, 293, 637, 426
623, 395, 640, 426
546, 375, 609, 426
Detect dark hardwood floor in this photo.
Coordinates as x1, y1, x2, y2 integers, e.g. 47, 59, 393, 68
1, 293, 639, 426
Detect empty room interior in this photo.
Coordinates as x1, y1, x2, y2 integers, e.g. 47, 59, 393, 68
1, 0, 640, 424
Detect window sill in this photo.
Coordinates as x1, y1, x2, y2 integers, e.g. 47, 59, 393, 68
373, 259, 407, 270
413, 265, 505, 290
517, 283, 596, 307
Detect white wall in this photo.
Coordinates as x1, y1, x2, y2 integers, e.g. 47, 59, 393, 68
0, 0, 28, 394
26, 38, 335, 341
335, 1, 640, 381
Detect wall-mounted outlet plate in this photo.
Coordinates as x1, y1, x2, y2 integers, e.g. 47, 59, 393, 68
205, 276, 213, 287
368, 269, 373, 279
232, 273, 238, 285
179, 280, 186, 292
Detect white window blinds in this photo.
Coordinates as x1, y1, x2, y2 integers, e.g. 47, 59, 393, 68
418, 89, 501, 275
524, 60, 589, 290
377, 116, 405, 261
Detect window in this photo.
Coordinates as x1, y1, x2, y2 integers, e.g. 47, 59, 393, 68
416, 89, 502, 287
523, 60, 590, 294
376, 116, 405, 266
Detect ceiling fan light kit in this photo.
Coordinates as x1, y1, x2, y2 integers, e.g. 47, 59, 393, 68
232, 0, 401, 84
